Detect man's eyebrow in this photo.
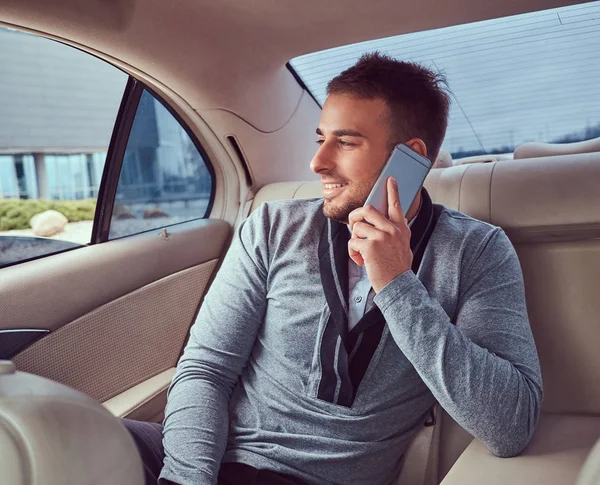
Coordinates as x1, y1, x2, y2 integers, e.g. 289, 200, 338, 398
315, 128, 365, 138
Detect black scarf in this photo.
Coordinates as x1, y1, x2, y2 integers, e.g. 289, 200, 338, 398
316, 189, 441, 407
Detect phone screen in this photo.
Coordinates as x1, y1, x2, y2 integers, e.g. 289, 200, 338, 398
363, 144, 432, 217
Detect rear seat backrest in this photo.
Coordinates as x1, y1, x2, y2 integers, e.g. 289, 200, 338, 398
449, 152, 600, 417
249, 167, 465, 214
251, 152, 600, 477
252, 152, 600, 415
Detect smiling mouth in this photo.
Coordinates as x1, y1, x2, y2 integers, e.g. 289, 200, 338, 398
322, 184, 348, 198
323, 183, 348, 191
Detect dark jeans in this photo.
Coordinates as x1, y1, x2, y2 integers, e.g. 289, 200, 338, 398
123, 419, 310, 485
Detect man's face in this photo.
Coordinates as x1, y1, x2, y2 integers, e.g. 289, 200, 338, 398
310, 94, 393, 224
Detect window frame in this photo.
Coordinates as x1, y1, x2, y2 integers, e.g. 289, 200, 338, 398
91, 77, 143, 243
92, 81, 217, 243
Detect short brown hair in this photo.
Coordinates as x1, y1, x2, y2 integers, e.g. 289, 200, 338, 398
326, 52, 450, 162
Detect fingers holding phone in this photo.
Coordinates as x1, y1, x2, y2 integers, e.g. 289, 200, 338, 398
386, 176, 408, 228
347, 143, 430, 291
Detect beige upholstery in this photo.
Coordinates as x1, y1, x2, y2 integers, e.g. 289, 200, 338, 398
440, 414, 600, 485
453, 153, 511, 165
0, 360, 143, 485
251, 150, 600, 482
103, 367, 176, 422
1, 218, 229, 426
1, 219, 229, 333
259, 153, 600, 243
577, 438, 600, 485
514, 137, 600, 159
249, 169, 457, 213
13, 261, 218, 403
433, 149, 453, 169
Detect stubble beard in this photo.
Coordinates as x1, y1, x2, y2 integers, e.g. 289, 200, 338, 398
322, 181, 372, 224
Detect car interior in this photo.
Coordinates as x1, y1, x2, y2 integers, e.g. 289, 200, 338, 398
0, 0, 599, 484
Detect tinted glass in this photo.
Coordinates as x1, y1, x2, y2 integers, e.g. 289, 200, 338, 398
290, 1, 600, 159
109, 90, 214, 239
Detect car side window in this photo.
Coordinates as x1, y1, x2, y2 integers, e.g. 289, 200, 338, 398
109, 89, 214, 239
0, 27, 215, 269
0, 26, 127, 268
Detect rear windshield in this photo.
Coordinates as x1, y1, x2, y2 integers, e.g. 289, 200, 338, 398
290, 1, 600, 159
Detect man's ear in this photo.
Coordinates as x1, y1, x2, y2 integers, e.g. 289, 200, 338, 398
404, 138, 428, 159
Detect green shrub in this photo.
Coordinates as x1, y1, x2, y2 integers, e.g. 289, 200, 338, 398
0, 199, 97, 231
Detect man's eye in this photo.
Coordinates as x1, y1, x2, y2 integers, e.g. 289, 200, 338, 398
340, 140, 356, 147
316, 140, 325, 145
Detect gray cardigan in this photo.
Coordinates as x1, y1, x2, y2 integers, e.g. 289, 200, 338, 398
160, 197, 543, 485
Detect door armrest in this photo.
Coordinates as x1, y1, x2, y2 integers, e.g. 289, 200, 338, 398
103, 368, 175, 421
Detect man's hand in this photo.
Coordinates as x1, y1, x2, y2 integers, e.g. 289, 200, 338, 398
348, 176, 413, 293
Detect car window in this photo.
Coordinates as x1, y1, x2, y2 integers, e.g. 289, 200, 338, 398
109, 89, 214, 240
0, 26, 127, 268
289, 1, 600, 160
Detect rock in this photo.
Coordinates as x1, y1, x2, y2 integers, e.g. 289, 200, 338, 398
113, 204, 132, 219
144, 208, 169, 219
116, 212, 135, 220
30, 210, 69, 237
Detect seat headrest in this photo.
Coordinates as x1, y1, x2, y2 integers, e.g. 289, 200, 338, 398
433, 149, 452, 169
0, 361, 144, 485
514, 137, 600, 160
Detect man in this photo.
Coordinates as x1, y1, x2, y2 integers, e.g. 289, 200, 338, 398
126, 52, 543, 485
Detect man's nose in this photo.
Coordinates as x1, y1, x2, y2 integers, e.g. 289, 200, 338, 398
310, 144, 335, 174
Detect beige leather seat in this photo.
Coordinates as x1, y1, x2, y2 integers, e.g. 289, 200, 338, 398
251, 151, 600, 484
441, 414, 600, 485
514, 136, 600, 159
577, 438, 600, 485
0, 360, 144, 485
452, 153, 513, 165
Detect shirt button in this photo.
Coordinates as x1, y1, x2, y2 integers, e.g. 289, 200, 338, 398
354, 295, 363, 303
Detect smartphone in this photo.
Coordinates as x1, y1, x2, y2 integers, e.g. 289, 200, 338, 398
364, 143, 432, 217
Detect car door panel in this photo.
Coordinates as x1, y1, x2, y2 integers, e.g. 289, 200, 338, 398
1, 218, 230, 403
1, 219, 227, 331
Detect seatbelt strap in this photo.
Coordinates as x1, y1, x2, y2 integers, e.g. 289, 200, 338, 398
396, 404, 440, 485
